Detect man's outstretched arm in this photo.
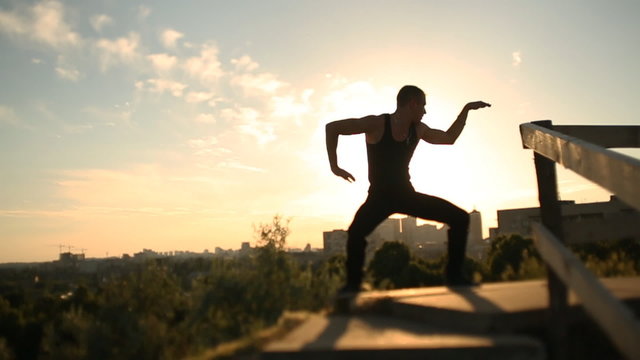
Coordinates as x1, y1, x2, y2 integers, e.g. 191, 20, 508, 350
325, 116, 376, 182
419, 101, 491, 145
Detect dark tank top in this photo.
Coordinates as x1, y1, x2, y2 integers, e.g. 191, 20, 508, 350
366, 114, 419, 191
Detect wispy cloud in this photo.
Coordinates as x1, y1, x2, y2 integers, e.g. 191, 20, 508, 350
95, 32, 140, 70
231, 55, 259, 72
0, 0, 81, 48
188, 135, 219, 155
147, 53, 178, 73
185, 91, 215, 104
55, 65, 81, 81
161, 28, 184, 48
137, 5, 151, 20
183, 44, 224, 85
81, 105, 132, 128
219, 107, 275, 144
231, 72, 285, 95
55, 55, 81, 81
90, 14, 112, 32
0, 105, 20, 126
136, 78, 188, 97
194, 113, 216, 123
271, 91, 313, 122
218, 161, 265, 173
512, 51, 522, 67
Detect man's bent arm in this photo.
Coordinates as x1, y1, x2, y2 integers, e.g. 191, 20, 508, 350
420, 101, 490, 145
443, 105, 472, 144
325, 122, 341, 172
325, 117, 375, 182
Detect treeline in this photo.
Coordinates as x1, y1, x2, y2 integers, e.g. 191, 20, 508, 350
368, 234, 640, 289
0, 216, 344, 359
0, 216, 638, 359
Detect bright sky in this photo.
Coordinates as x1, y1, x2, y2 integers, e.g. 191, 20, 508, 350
1, 0, 639, 262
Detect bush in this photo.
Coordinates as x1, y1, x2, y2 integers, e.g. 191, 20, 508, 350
0, 215, 346, 359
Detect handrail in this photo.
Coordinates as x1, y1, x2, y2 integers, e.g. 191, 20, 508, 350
520, 121, 640, 360
552, 125, 640, 148
532, 223, 640, 360
520, 123, 640, 210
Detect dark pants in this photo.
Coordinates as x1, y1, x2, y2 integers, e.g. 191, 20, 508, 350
346, 187, 470, 287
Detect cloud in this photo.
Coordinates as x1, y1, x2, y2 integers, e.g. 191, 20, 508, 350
194, 113, 216, 124
0, 0, 80, 48
512, 51, 522, 67
136, 78, 188, 97
221, 107, 276, 145
185, 91, 215, 104
271, 91, 313, 120
218, 161, 265, 173
161, 28, 184, 48
90, 14, 112, 32
231, 72, 285, 95
55, 65, 81, 81
231, 55, 259, 72
138, 5, 151, 19
96, 32, 140, 70
188, 135, 218, 155
32, 58, 43, 64
229, 55, 286, 95
82, 105, 132, 128
0, 105, 20, 126
54, 56, 81, 81
147, 53, 177, 72
184, 44, 224, 85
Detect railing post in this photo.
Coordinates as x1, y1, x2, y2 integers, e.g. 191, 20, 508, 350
532, 120, 568, 359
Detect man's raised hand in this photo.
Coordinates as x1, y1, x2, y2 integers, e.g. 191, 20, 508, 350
332, 167, 355, 183
465, 101, 491, 110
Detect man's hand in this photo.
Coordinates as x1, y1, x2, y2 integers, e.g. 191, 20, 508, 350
332, 166, 355, 183
465, 101, 491, 110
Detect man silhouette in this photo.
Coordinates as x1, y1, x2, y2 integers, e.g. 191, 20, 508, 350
325, 85, 490, 292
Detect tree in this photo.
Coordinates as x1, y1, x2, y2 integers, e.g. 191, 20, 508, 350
368, 241, 411, 288
254, 215, 290, 250
486, 234, 540, 280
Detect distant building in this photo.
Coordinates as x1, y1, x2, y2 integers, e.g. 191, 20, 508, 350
134, 248, 159, 260
490, 196, 640, 244
323, 230, 347, 256
322, 210, 485, 260
240, 242, 251, 253
467, 210, 487, 259
58, 252, 85, 264
468, 210, 483, 244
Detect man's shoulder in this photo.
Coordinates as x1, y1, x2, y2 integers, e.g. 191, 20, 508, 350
361, 113, 386, 122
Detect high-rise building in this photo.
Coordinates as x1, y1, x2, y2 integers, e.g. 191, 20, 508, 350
468, 210, 483, 244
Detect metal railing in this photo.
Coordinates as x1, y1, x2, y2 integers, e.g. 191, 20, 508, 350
520, 120, 640, 360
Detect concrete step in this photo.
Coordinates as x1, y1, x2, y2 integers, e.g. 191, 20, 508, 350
368, 278, 640, 333
262, 314, 545, 360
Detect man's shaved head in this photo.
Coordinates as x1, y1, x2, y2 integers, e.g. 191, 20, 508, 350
396, 85, 425, 107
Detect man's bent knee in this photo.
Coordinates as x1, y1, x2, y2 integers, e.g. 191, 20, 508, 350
347, 227, 367, 249
451, 210, 470, 230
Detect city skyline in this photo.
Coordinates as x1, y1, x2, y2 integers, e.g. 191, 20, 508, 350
2, 1, 639, 262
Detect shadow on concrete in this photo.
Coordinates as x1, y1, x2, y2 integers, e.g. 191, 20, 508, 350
448, 286, 503, 313
301, 315, 349, 350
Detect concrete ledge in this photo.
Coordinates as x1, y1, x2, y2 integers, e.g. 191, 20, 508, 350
386, 278, 640, 333
263, 314, 544, 360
